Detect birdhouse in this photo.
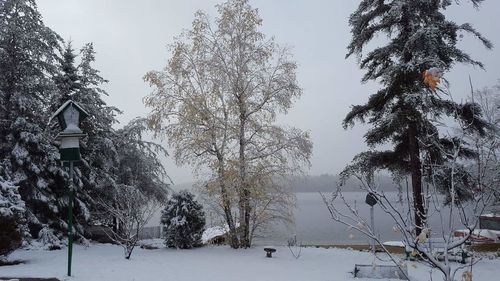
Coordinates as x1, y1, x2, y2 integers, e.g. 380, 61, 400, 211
365, 192, 377, 206
51, 100, 88, 134
50, 100, 88, 161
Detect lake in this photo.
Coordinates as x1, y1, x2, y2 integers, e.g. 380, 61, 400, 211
252, 191, 466, 246
151, 191, 467, 246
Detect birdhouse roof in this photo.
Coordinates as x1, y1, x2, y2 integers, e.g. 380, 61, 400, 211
49, 100, 89, 123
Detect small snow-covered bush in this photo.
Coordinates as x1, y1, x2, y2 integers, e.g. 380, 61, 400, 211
161, 190, 205, 249
36, 227, 64, 250
0, 179, 25, 258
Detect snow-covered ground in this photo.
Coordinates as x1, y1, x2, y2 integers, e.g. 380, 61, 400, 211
1, 243, 500, 281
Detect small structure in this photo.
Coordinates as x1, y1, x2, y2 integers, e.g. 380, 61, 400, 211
351, 192, 407, 279
202, 225, 229, 245
264, 247, 276, 258
49, 100, 88, 277
365, 192, 377, 206
365, 192, 377, 253
420, 237, 470, 264
454, 228, 500, 242
50, 100, 88, 161
479, 213, 500, 231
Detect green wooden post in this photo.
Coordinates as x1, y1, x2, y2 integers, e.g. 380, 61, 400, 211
67, 161, 74, 277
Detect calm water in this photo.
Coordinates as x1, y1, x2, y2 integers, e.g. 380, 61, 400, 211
151, 191, 466, 246
253, 192, 466, 246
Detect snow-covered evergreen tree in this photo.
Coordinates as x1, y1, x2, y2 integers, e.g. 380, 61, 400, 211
50, 42, 122, 234
161, 190, 205, 249
87, 117, 169, 237
74, 43, 121, 185
0, 169, 25, 258
49, 42, 169, 240
52, 42, 82, 107
0, 0, 68, 243
344, 0, 491, 234
114, 118, 169, 202
0, 0, 170, 249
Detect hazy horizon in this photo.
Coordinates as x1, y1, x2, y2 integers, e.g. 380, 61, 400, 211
37, 0, 500, 183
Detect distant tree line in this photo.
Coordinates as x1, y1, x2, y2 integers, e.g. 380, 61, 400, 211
288, 174, 399, 193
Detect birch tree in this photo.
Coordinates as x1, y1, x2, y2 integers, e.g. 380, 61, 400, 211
144, 0, 312, 248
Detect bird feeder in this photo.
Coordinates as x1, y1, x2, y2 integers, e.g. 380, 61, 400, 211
50, 100, 88, 161
49, 100, 89, 277
365, 192, 377, 206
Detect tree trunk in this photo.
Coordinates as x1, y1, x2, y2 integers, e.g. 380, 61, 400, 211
238, 95, 251, 248
243, 188, 251, 247
217, 156, 239, 248
125, 243, 134, 259
408, 122, 426, 236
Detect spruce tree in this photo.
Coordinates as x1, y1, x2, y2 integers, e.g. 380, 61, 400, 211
344, 0, 491, 234
50, 42, 124, 233
0, 169, 25, 258
52, 42, 81, 108
51, 42, 169, 236
75, 43, 120, 200
161, 191, 205, 249
0, 0, 67, 240
114, 118, 169, 202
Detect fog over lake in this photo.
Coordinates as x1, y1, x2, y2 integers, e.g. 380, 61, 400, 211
151, 187, 468, 246
253, 192, 466, 246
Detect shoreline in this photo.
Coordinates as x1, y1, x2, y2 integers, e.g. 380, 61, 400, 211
301, 243, 500, 253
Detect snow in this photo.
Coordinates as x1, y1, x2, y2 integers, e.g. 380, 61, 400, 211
49, 100, 89, 125
383, 241, 406, 247
0, 180, 24, 217
481, 213, 500, 218
202, 225, 228, 244
454, 229, 500, 241
32, 227, 65, 250
138, 239, 164, 249
2, 243, 500, 281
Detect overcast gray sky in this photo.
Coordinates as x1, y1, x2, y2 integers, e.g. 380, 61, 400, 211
37, 0, 500, 184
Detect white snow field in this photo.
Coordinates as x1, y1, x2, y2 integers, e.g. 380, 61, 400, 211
1, 243, 500, 281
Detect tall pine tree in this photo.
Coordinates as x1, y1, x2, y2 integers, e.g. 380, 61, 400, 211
52, 43, 169, 231
0, 1, 169, 246
52, 42, 81, 107
50, 42, 123, 234
344, 0, 491, 234
0, 0, 68, 240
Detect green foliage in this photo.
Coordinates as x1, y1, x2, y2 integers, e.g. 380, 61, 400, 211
344, 0, 491, 198
0, 172, 25, 257
0, 216, 22, 257
161, 191, 205, 249
0, 0, 169, 248
0, 0, 66, 239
